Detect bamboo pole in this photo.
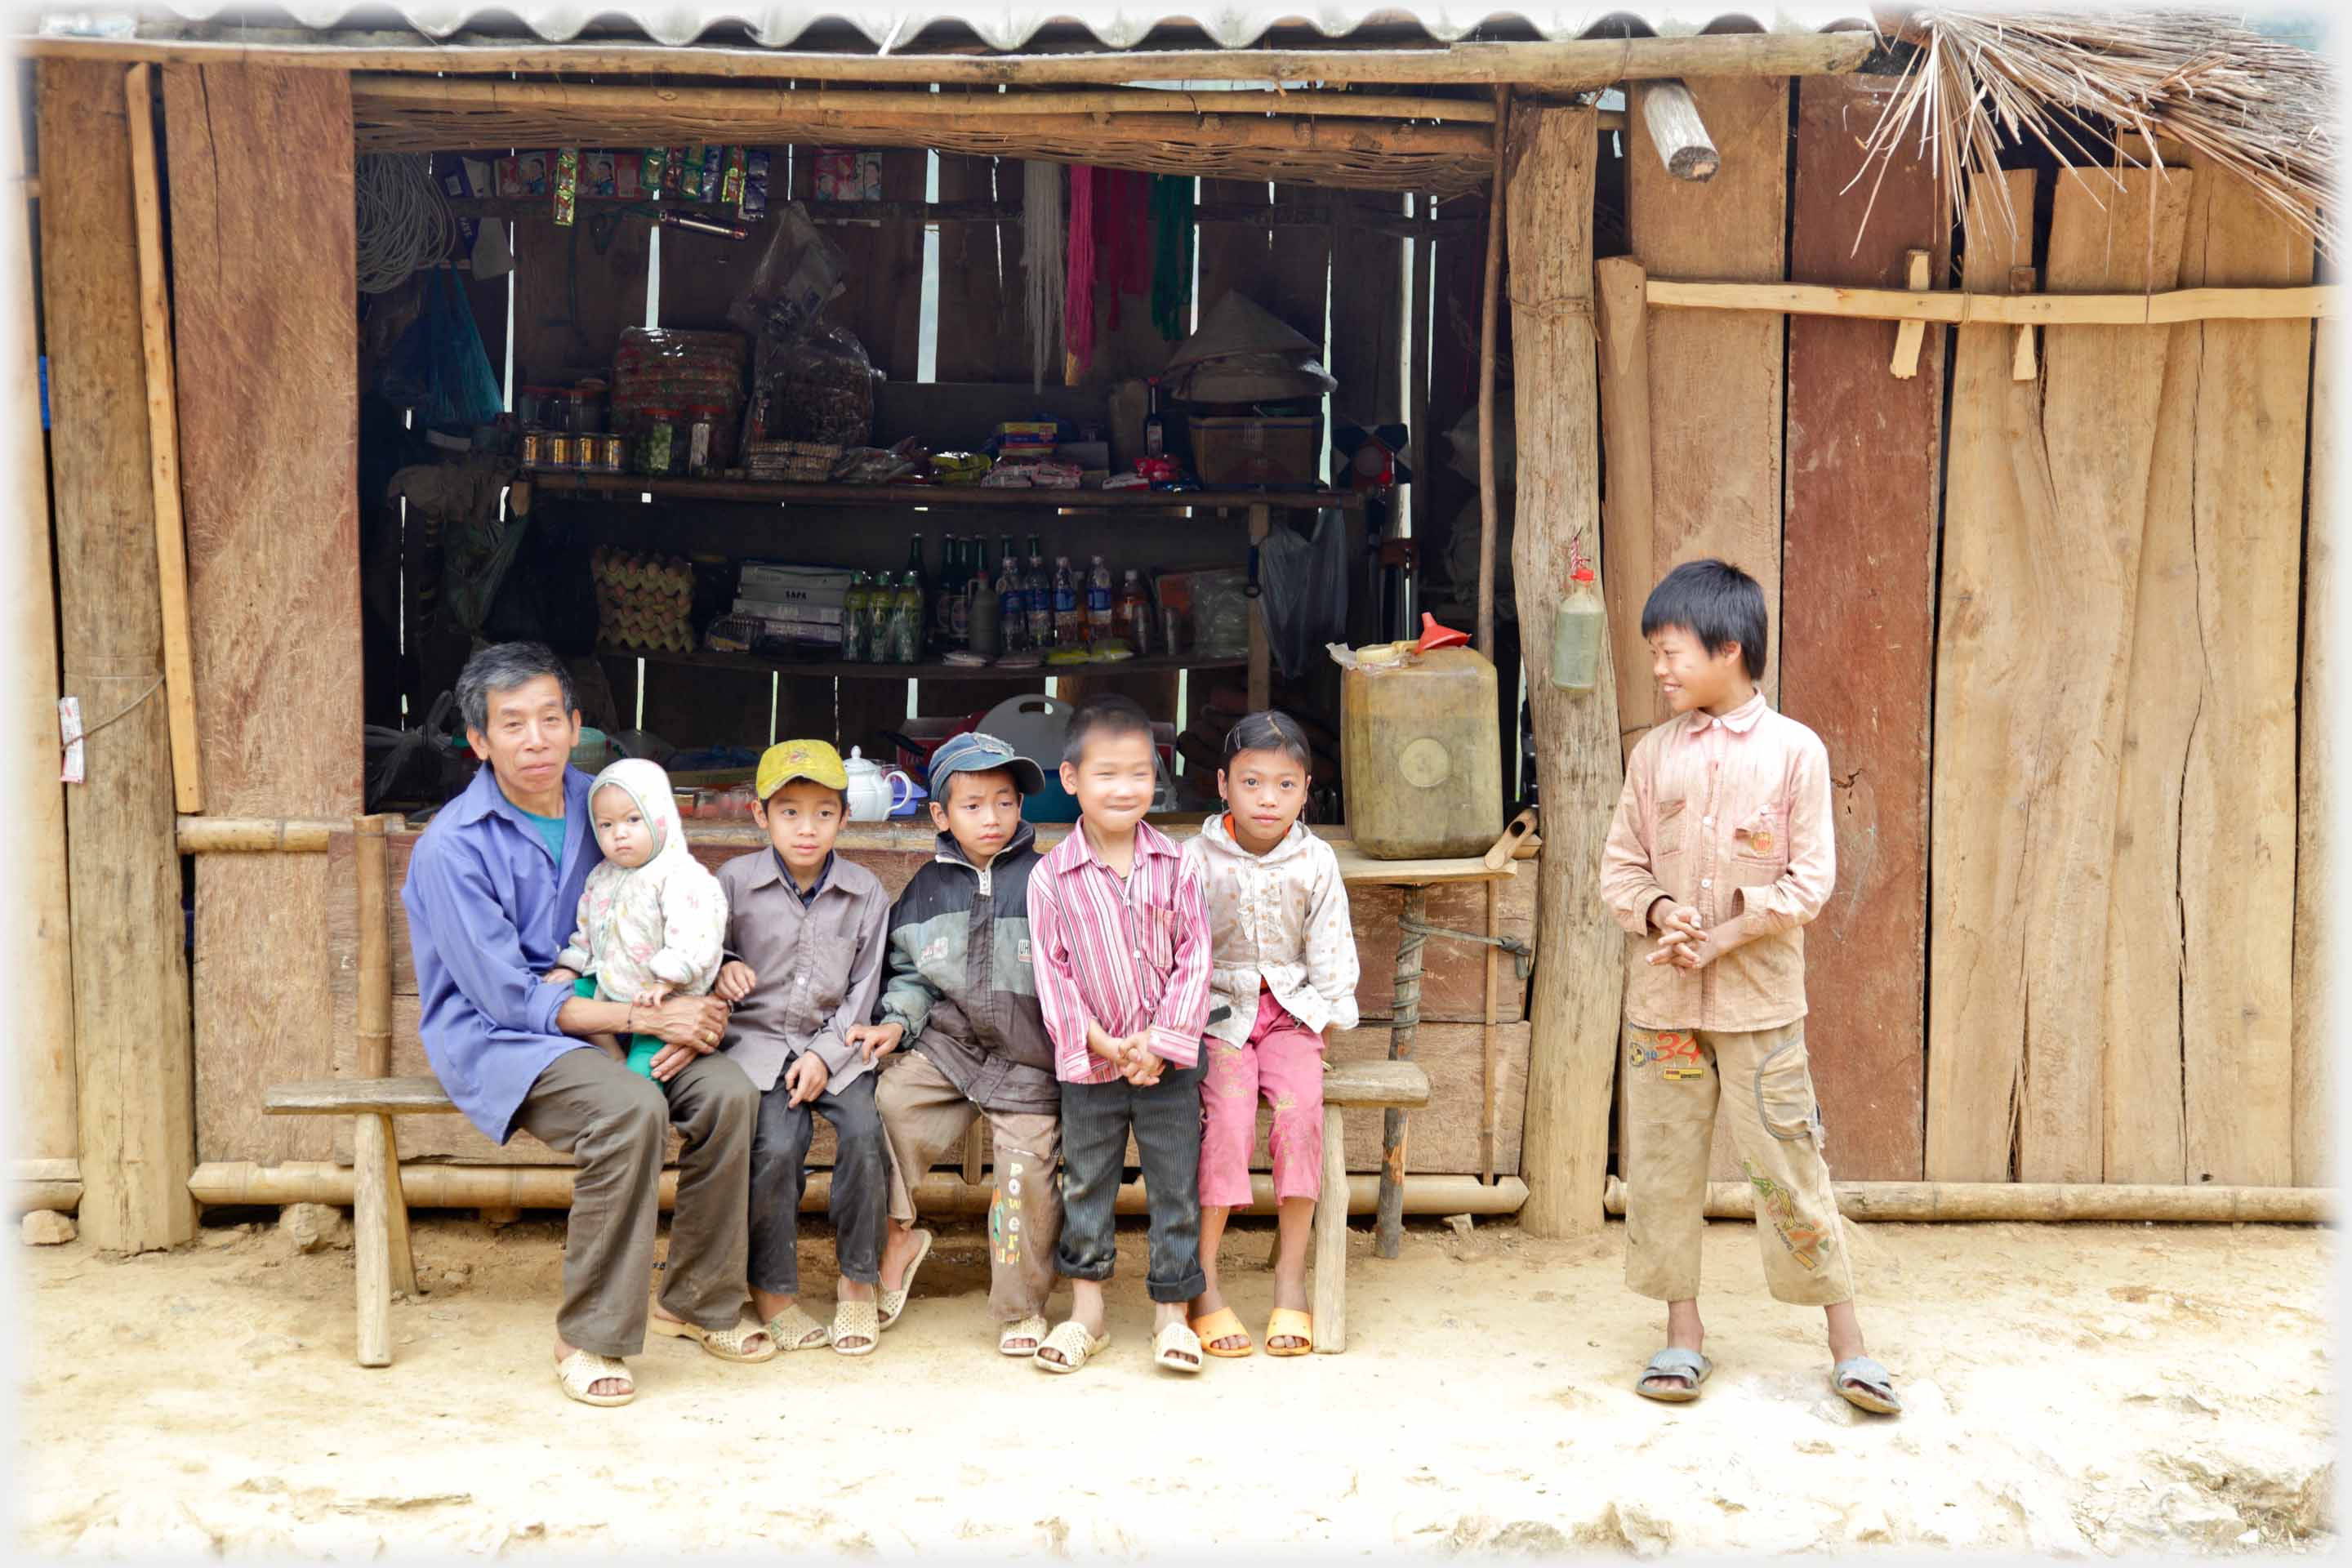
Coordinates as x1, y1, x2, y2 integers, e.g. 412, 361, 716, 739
27, 32, 1879, 87
1602, 1177, 2335, 1224
356, 815, 392, 1078
189, 1162, 1530, 1217
1480, 877, 1501, 1184
1636, 79, 1718, 180
3, 63, 78, 1170
1474, 85, 1509, 659
1647, 277, 2342, 325
175, 816, 339, 853
122, 61, 202, 814
1376, 887, 1428, 1258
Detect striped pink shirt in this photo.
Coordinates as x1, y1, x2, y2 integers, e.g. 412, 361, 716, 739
1027, 817, 1213, 1084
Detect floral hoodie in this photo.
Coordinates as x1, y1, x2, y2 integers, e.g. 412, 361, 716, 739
1181, 813, 1361, 1049
558, 758, 728, 1004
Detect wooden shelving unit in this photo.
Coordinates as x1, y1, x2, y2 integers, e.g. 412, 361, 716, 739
625, 645, 1246, 683
529, 470, 1359, 511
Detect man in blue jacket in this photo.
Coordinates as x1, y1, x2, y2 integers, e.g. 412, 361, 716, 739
403, 643, 772, 1405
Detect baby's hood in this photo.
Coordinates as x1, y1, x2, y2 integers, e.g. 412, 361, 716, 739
588, 757, 694, 890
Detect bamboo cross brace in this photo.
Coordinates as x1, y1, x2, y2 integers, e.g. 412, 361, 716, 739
1647, 276, 2341, 325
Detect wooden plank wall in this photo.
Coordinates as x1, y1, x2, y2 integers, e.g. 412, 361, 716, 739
1779, 76, 1943, 1180
163, 65, 363, 1166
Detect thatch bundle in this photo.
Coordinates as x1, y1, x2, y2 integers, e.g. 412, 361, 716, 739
1858, 6, 2336, 259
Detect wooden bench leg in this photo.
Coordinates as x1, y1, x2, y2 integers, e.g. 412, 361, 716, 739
354, 1111, 394, 1368
1312, 1104, 1348, 1354
961, 1120, 987, 1187
383, 1117, 416, 1297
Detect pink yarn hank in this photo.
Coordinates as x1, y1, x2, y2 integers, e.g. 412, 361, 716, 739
1064, 165, 1098, 376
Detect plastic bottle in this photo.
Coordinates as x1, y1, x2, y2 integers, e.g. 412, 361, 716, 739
893, 569, 925, 663
1550, 555, 1604, 693
1053, 555, 1083, 646
1024, 537, 1054, 649
997, 544, 1027, 653
1086, 555, 1116, 645
841, 571, 871, 662
1118, 568, 1153, 655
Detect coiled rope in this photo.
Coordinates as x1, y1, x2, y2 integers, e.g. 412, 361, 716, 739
355, 153, 457, 295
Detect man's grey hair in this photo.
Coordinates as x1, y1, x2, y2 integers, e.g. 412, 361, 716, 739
455, 642, 577, 735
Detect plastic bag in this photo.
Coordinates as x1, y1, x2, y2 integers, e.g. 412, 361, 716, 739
747, 322, 875, 448
725, 201, 846, 342
1256, 507, 1349, 681
1192, 567, 1252, 659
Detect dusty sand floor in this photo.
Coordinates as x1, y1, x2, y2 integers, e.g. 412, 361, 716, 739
8, 1210, 2336, 1557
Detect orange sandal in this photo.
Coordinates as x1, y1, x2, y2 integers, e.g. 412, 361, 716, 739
1264, 1307, 1314, 1356
1189, 1307, 1254, 1358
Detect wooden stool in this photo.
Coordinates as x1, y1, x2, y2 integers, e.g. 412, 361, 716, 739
265, 1076, 458, 1367
1312, 1058, 1431, 1354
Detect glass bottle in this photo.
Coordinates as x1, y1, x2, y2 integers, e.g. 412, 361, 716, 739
841, 571, 871, 662
1551, 561, 1604, 693
1118, 568, 1152, 655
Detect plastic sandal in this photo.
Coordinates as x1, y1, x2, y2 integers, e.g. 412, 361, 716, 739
1034, 1320, 1110, 1374
761, 1303, 832, 1353
999, 1314, 1050, 1358
879, 1228, 935, 1331
1635, 1348, 1713, 1402
1832, 1356, 1904, 1415
1263, 1307, 1314, 1357
1190, 1306, 1254, 1358
648, 1307, 777, 1364
830, 1298, 881, 1356
555, 1349, 635, 1407
1153, 1320, 1205, 1375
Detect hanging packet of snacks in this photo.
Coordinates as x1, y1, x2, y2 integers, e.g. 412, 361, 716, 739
639, 146, 666, 196
741, 150, 771, 219
701, 145, 725, 201
553, 148, 579, 225
679, 144, 706, 199
722, 145, 747, 205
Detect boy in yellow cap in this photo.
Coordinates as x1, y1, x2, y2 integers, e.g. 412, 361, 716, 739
711, 740, 893, 1356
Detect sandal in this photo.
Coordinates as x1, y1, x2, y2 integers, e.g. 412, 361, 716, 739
1831, 1356, 1904, 1415
830, 1298, 881, 1357
648, 1307, 777, 1364
555, 1349, 635, 1407
1189, 1306, 1254, 1358
761, 1303, 832, 1353
1153, 1320, 1205, 1375
1635, 1348, 1713, 1402
878, 1228, 934, 1331
1263, 1307, 1314, 1357
1033, 1320, 1111, 1374
999, 1314, 1050, 1358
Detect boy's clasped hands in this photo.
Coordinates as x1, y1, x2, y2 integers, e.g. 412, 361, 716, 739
1645, 900, 1725, 970
1088, 1021, 1167, 1085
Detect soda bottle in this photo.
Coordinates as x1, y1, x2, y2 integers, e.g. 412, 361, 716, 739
1086, 555, 1116, 645
1053, 555, 1082, 646
1118, 568, 1152, 655
1024, 536, 1053, 649
997, 543, 1027, 653
933, 534, 961, 646
841, 571, 870, 662
894, 568, 925, 663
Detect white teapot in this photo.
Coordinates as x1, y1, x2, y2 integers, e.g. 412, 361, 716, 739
842, 746, 918, 822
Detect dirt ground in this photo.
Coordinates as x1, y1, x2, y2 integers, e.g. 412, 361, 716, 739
8, 1209, 2336, 1557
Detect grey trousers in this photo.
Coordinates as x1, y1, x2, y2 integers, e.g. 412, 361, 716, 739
748, 1068, 888, 1295
512, 1045, 759, 1357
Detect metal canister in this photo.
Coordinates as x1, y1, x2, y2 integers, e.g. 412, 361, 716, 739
599, 434, 626, 473
520, 430, 546, 468
546, 434, 575, 469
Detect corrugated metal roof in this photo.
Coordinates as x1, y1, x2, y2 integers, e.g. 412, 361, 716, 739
133, 3, 1876, 52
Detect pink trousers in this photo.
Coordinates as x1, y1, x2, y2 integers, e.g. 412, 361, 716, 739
1198, 988, 1325, 1209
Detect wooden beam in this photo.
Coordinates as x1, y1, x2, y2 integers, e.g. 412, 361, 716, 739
40, 58, 198, 1253
3, 63, 78, 1172
1648, 277, 2341, 325
176, 815, 340, 853
1593, 256, 1656, 760
2296, 320, 2336, 1187
1602, 1177, 2333, 1224
1634, 78, 1717, 181
446, 85, 1506, 122
122, 62, 203, 813
27, 31, 1880, 86
2009, 266, 2039, 379
1503, 105, 1614, 1237
1474, 85, 1508, 659
1887, 247, 1931, 376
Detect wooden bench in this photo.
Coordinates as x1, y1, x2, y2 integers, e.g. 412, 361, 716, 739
1312, 1058, 1431, 1353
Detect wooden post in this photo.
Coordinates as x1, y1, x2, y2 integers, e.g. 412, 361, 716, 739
1504, 105, 1617, 1236
1474, 85, 1510, 658
1375, 886, 1426, 1258
2294, 320, 2334, 1187
1594, 256, 1656, 758
961, 1122, 987, 1187
122, 62, 203, 813
1480, 878, 1501, 1184
1246, 503, 1272, 710
40, 59, 198, 1253
1407, 186, 1436, 630
353, 1111, 394, 1366
1311, 1104, 1348, 1352
1635, 79, 1719, 180
3, 65, 78, 1171
354, 813, 416, 1294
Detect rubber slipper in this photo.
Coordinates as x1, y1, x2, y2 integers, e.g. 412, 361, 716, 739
879, 1227, 934, 1331
1263, 1307, 1314, 1357
1034, 1320, 1110, 1374
1190, 1306, 1254, 1357
1635, 1347, 1712, 1402
830, 1299, 881, 1357
648, 1307, 777, 1363
1153, 1321, 1205, 1374
555, 1349, 635, 1406
999, 1313, 1050, 1357
761, 1303, 832, 1353
1832, 1356, 1903, 1415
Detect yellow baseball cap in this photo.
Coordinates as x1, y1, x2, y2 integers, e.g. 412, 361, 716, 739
755, 738, 849, 800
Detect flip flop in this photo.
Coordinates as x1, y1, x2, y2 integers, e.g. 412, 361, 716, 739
1153, 1320, 1205, 1375
830, 1299, 881, 1357
1635, 1347, 1713, 1402
1000, 1314, 1050, 1357
1189, 1306, 1254, 1358
878, 1228, 935, 1331
761, 1303, 832, 1353
1831, 1356, 1904, 1415
1034, 1320, 1111, 1374
1263, 1307, 1314, 1357
555, 1349, 635, 1406
647, 1307, 777, 1363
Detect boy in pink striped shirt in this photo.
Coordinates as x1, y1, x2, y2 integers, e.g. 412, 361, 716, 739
1026, 696, 1214, 1376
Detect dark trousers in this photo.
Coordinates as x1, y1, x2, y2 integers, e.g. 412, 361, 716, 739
748, 1067, 886, 1295
1054, 1058, 1206, 1304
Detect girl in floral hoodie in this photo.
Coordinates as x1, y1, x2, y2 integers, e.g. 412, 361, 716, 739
1180, 711, 1360, 1358
558, 758, 729, 1076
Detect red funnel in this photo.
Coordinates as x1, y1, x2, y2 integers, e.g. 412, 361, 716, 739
1414, 613, 1471, 653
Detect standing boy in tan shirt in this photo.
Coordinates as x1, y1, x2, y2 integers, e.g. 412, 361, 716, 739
1598, 559, 1901, 1415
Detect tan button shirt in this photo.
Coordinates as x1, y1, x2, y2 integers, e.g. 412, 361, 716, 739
1598, 693, 1834, 1032
716, 849, 889, 1094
